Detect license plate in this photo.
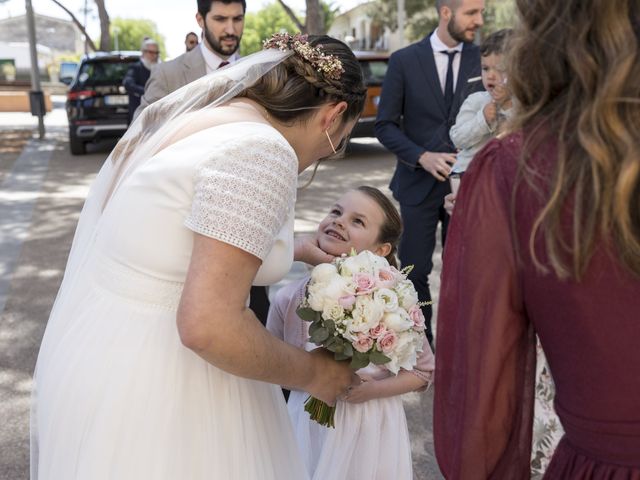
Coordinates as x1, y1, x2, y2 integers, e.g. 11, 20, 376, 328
104, 95, 128, 106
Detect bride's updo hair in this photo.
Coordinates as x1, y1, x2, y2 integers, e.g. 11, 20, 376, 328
238, 35, 367, 126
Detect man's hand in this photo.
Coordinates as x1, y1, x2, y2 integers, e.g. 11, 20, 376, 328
294, 234, 334, 266
418, 152, 457, 182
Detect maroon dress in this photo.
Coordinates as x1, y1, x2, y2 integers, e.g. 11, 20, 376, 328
433, 133, 640, 479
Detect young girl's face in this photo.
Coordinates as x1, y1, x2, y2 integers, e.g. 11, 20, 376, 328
317, 190, 391, 258
481, 53, 508, 99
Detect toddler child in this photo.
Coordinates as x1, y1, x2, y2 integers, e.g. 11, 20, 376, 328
449, 28, 514, 176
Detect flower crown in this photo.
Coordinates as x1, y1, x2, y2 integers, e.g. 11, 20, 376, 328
263, 33, 345, 81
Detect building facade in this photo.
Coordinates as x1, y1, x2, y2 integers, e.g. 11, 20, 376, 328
328, 2, 404, 53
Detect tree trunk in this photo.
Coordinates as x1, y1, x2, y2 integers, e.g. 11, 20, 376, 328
305, 0, 324, 34
276, 0, 305, 33
94, 0, 110, 51
49, 0, 97, 51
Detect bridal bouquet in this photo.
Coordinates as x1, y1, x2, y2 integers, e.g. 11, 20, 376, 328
297, 250, 427, 427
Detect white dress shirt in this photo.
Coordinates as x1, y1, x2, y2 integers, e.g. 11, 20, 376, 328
200, 43, 240, 74
430, 31, 464, 94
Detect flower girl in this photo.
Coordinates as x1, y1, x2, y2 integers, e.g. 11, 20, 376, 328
267, 186, 434, 480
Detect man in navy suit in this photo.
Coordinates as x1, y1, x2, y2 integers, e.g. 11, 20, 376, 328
375, 0, 485, 344
123, 38, 159, 125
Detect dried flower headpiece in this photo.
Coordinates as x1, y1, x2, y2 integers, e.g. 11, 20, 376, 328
263, 33, 345, 81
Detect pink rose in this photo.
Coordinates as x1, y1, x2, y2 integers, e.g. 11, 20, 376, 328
353, 333, 374, 353
369, 323, 388, 339
390, 266, 404, 279
338, 294, 357, 309
378, 331, 398, 354
376, 267, 398, 289
408, 305, 426, 332
353, 272, 376, 296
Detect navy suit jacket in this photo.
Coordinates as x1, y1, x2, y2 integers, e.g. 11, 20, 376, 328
123, 61, 151, 123
375, 36, 483, 206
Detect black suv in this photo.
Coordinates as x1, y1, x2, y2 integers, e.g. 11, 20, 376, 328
66, 52, 140, 155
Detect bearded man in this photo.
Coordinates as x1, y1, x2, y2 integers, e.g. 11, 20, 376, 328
134, 0, 245, 119
375, 0, 484, 346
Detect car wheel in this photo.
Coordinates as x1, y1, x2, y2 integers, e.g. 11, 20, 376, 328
69, 133, 86, 155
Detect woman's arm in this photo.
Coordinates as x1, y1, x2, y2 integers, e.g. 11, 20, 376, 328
434, 139, 536, 478
177, 233, 353, 405
344, 370, 428, 404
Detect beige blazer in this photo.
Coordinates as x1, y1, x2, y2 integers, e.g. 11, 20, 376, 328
133, 47, 207, 120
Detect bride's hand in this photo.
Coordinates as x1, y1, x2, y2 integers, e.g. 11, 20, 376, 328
304, 349, 355, 406
294, 234, 334, 266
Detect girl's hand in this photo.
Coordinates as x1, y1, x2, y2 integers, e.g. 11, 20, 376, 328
343, 374, 377, 404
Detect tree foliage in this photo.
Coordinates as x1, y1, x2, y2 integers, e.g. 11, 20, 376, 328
482, 0, 517, 33
368, 0, 437, 43
275, 0, 338, 35
368, 0, 517, 44
109, 17, 167, 58
241, 2, 302, 55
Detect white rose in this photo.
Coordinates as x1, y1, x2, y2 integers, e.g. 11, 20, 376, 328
347, 296, 384, 334
322, 302, 345, 322
311, 263, 338, 284
396, 280, 419, 310
374, 288, 399, 312
387, 331, 422, 373
370, 253, 390, 271
381, 309, 413, 332
307, 290, 325, 311
322, 275, 355, 307
340, 251, 376, 276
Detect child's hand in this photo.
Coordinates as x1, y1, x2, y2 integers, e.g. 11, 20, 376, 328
483, 101, 498, 126
444, 193, 456, 216
343, 374, 377, 404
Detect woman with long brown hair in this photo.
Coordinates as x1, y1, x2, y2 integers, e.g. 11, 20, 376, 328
434, 0, 640, 477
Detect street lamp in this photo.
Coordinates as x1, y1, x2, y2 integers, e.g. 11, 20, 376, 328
25, 0, 45, 139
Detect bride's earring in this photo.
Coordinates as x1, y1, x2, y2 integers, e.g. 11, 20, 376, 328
325, 130, 337, 155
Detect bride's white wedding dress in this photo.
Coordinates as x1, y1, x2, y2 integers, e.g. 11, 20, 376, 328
31, 121, 309, 479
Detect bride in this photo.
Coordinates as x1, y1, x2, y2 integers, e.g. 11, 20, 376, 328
30, 34, 366, 479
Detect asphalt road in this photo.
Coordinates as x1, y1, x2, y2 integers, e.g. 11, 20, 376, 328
0, 106, 444, 479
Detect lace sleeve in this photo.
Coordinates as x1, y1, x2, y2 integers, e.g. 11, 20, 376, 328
184, 132, 298, 261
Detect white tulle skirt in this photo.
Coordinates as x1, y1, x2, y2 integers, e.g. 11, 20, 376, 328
31, 253, 308, 480
287, 389, 414, 480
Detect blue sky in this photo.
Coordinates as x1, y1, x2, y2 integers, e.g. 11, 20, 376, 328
1, 0, 362, 58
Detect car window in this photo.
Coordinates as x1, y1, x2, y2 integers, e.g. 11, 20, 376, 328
77, 60, 135, 86
59, 62, 78, 79
359, 60, 388, 86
